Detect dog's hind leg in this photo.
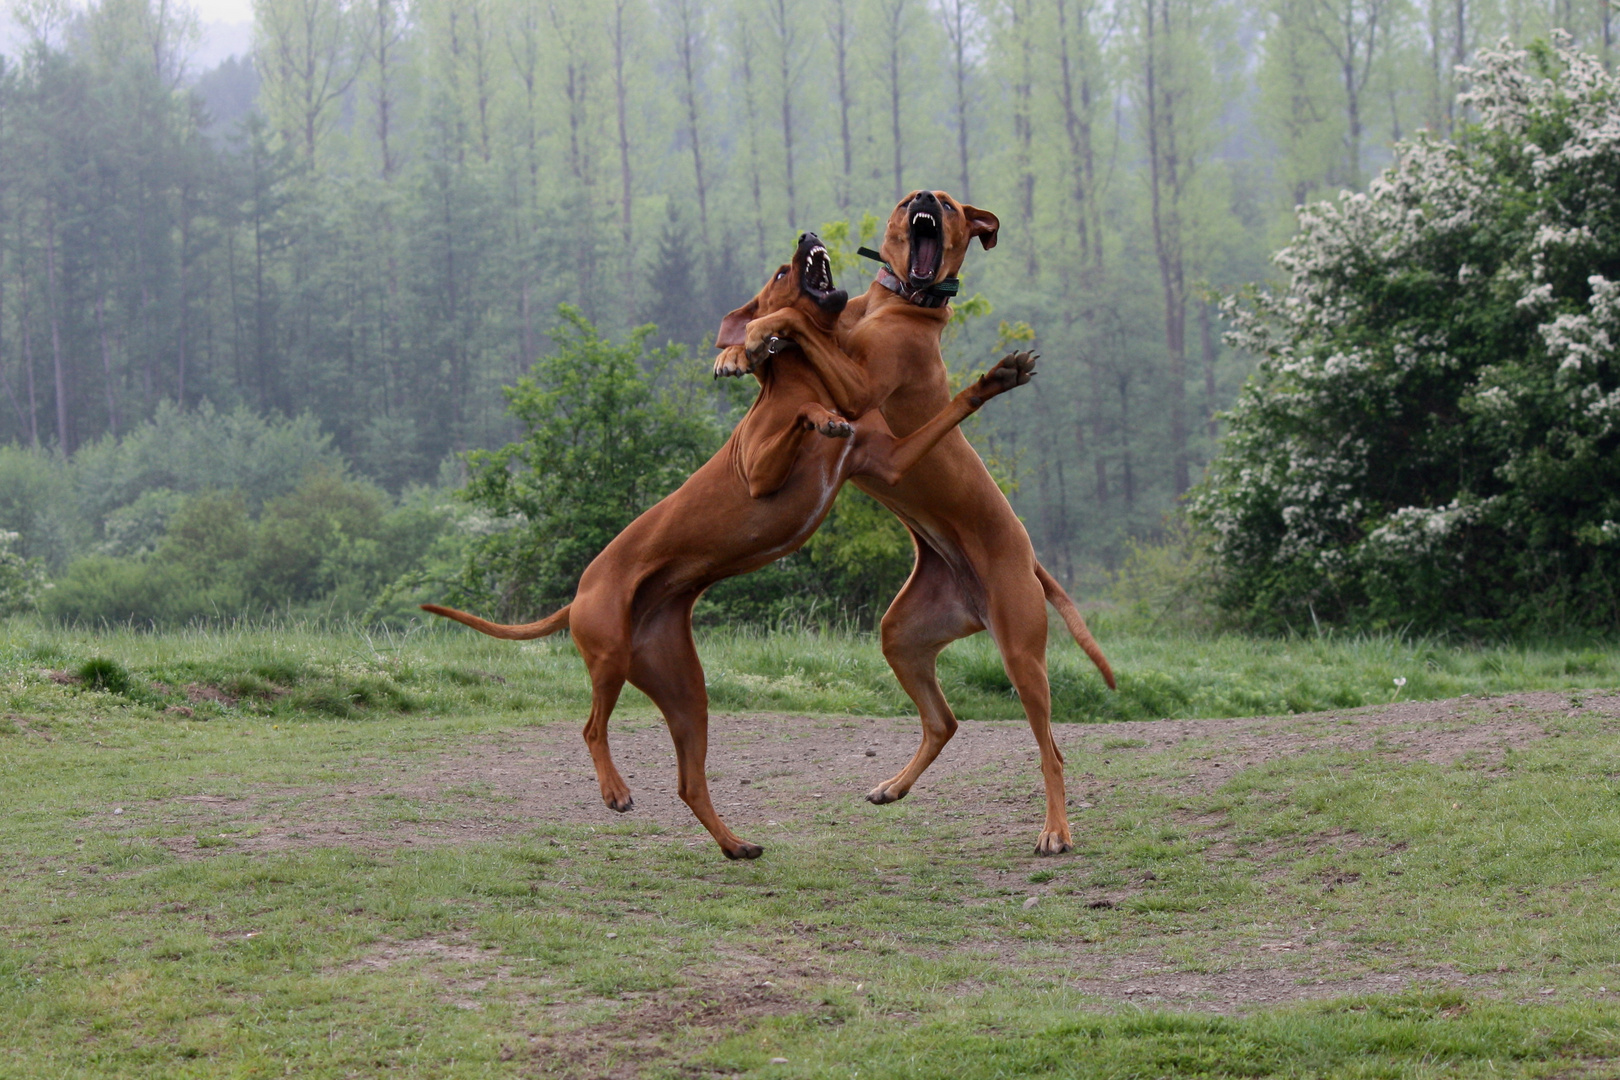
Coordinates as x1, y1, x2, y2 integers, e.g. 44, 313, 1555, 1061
867, 539, 982, 806
984, 571, 1071, 856
628, 599, 762, 860
570, 606, 636, 813
581, 669, 635, 812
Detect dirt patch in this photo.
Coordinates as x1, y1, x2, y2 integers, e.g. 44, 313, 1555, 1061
185, 683, 237, 707
4, 714, 54, 740
528, 980, 805, 1079
154, 692, 1620, 861
1062, 955, 1491, 1011
340, 936, 488, 971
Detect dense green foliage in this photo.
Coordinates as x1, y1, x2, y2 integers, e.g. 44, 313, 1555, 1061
447, 307, 720, 618
11, 0, 1613, 587
43, 472, 448, 625
0, 529, 46, 615
0, 406, 452, 625
1197, 40, 1620, 634
5, 1, 1620, 627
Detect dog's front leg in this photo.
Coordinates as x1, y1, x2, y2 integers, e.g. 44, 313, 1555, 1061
854, 351, 1037, 485
744, 313, 875, 418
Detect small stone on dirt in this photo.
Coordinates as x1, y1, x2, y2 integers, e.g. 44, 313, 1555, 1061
1023, 896, 1039, 909
112, 808, 123, 815
606, 932, 618, 939
770, 1059, 788, 1065
865, 749, 877, 757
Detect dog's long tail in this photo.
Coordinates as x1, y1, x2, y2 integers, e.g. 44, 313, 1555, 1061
420, 603, 571, 640
1034, 564, 1116, 690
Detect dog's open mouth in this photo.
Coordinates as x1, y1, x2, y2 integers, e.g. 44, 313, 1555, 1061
908, 207, 943, 285
797, 235, 847, 313
806, 245, 833, 294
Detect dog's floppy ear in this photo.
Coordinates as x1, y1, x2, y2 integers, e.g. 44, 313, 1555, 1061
962, 203, 1000, 250
715, 298, 760, 348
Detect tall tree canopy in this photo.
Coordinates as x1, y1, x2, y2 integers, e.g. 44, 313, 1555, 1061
1, 0, 1617, 589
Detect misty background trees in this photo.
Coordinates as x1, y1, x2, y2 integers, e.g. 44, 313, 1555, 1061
0, 0, 1617, 625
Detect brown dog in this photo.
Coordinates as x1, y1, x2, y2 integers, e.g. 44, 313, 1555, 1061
423, 232, 1036, 859
734, 191, 1114, 856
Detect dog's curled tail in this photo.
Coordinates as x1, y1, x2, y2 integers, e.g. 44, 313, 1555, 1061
420, 603, 570, 640
1035, 564, 1116, 690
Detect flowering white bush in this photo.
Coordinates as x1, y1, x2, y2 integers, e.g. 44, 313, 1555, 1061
1194, 37, 1620, 631
0, 530, 48, 616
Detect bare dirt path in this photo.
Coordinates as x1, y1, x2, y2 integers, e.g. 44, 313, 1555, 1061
186, 690, 1600, 855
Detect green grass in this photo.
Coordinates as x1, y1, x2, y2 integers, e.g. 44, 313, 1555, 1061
3, 616, 1620, 1076
7, 615, 1620, 726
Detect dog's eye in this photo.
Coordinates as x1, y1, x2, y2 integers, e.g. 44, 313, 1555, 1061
775, 270, 786, 280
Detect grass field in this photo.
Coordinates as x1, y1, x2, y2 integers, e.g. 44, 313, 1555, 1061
3, 617, 1620, 1077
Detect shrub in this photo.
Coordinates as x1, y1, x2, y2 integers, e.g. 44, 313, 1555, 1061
71, 400, 344, 526
76, 657, 132, 695
42, 554, 245, 625
449, 306, 720, 618
42, 472, 447, 625
0, 446, 80, 569
1197, 38, 1620, 633
0, 529, 49, 615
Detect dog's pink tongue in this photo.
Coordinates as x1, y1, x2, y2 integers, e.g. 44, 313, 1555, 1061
911, 236, 941, 281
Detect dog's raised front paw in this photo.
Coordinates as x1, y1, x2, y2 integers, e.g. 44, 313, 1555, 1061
974, 350, 1037, 401
818, 414, 854, 438
713, 345, 753, 378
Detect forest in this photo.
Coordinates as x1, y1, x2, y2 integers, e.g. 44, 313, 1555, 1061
1, 0, 1617, 627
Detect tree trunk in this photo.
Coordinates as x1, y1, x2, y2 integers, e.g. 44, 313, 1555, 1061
23, 278, 39, 449
96, 290, 119, 439
1087, 356, 1107, 502
177, 183, 190, 408
1143, 0, 1189, 494
828, 0, 854, 208
942, 0, 973, 201
1200, 301, 1218, 441
612, 0, 635, 291
471, 0, 492, 162
767, 0, 799, 225
1011, 0, 1037, 277
45, 197, 69, 453
739, 16, 768, 267
670, 0, 710, 238
1055, 0, 1097, 268
373, 0, 397, 177
1117, 371, 1135, 508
